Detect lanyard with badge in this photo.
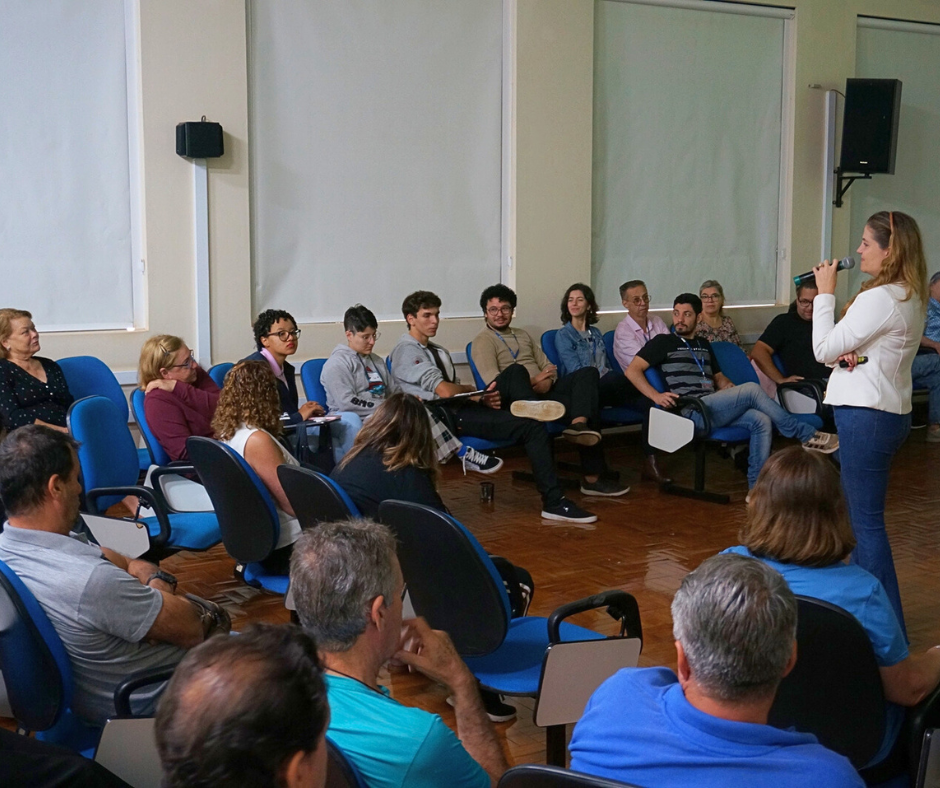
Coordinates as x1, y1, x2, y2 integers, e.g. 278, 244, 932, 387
490, 327, 520, 360
679, 337, 709, 383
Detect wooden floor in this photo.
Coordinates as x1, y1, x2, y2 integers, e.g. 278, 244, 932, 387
5, 424, 939, 766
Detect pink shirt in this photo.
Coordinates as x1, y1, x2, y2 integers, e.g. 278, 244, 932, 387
613, 314, 670, 370
260, 348, 289, 387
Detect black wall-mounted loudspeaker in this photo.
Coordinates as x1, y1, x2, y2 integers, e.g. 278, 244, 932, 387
176, 121, 224, 159
839, 78, 902, 175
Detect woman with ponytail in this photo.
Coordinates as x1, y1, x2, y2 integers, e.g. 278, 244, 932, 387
812, 211, 928, 634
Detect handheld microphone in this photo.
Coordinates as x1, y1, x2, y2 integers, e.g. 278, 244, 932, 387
793, 256, 855, 287
839, 356, 868, 368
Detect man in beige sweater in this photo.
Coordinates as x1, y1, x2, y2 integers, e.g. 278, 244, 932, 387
471, 284, 628, 498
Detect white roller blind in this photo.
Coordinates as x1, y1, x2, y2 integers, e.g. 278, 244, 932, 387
0, 1, 138, 331
592, 0, 789, 311
849, 19, 940, 292
248, 1, 504, 323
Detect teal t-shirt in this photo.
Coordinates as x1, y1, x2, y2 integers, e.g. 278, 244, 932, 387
325, 674, 490, 788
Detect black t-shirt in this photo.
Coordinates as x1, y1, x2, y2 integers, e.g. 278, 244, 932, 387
637, 334, 720, 399
330, 448, 445, 519
758, 307, 830, 380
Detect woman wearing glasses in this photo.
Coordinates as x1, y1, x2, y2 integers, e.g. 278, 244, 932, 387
243, 309, 361, 463
138, 335, 220, 461
812, 210, 928, 635
695, 280, 742, 346
0, 308, 73, 434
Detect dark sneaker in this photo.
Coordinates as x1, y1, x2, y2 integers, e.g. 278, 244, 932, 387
541, 497, 598, 523
447, 691, 517, 723
562, 423, 602, 446
461, 446, 504, 475
803, 431, 839, 454
580, 478, 630, 497
510, 400, 566, 422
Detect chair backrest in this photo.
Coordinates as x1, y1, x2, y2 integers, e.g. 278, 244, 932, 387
768, 595, 886, 768
301, 359, 329, 412
130, 389, 171, 467
67, 396, 140, 510
643, 366, 667, 393
377, 500, 510, 657
711, 341, 758, 386
0, 560, 72, 732
602, 331, 623, 376
771, 352, 788, 376
466, 342, 487, 389
326, 738, 367, 788
541, 329, 561, 372
277, 465, 360, 531
187, 437, 280, 564
57, 356, 129, 422
207, 362, 234, 389
498, 764, 641, 788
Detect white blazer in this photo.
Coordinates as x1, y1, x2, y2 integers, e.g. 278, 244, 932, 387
813, 285, 924, 415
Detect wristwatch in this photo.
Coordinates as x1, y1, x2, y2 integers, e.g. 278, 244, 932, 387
146, 569, 178, 591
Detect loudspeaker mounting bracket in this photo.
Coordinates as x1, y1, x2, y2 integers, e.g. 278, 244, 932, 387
833, 168, 872, 209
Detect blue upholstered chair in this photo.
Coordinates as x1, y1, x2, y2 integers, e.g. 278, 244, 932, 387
187, 437, 289, 595
207, 362, 234, 389
57, 355, 150, 473
300, 358, 330, 411
378, 500, 643, 766
277, 465, 360, 531
0, 559, 173, 758
130, 388, 172, 468
67, 396, 220, 556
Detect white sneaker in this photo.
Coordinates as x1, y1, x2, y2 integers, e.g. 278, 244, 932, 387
803, 431, 839, 454
510, 400, 566, 422
461, 447, 504, 475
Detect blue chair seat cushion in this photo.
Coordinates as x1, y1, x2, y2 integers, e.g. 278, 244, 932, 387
140, 512, 220, 551
243, 563, 289, 595
462, 617, 604, 696
706, 426, 752, 443
600, 406, 644, 425
461, 436, 515, 452
36, 708, 102, 755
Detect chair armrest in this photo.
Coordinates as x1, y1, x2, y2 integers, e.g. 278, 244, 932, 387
113, 665, 178, 718
547, 590, 642, 645
777, 379, 826, 412
907, 682, 940, 774
85, 486, 171, 546
674, 395, 711, 435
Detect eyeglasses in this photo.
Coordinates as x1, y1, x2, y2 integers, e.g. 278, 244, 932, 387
356, 332, 380, 343
169, 353, 196, 370
700, 294, 722, 301
797, 299, 814, 308
486, 306, 513, 316
265, 329, 301, 341
628, 295, 651, 305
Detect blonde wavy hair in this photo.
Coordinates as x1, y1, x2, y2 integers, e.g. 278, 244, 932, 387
0, 309, 33, 360
212, 361, 283, 442
842, 211, 928, 317
138, 335, 186, 389
337, 392, 437, 482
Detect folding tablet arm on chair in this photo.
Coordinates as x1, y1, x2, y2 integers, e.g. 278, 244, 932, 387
647, 397, 708, 454
85, 484, 174, 548
777, 379, 827, 416
536, 591, 644, 766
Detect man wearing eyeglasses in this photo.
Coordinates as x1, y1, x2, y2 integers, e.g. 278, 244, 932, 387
612, 280, 670, 371
751, 283, 831, 386
470, 284, 629, 499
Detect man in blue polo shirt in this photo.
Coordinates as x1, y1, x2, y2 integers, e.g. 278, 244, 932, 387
569, 554, 863, 788
289, 518, 506, 788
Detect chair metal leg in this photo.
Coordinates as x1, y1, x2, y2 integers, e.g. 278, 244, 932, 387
659, 442, 731, 504
545, 724, 567, 767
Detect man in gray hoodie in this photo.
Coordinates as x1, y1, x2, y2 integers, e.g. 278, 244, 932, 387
321, 304, 502, 475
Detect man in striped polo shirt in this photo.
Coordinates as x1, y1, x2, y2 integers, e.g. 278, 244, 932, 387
625, 293, 837, 492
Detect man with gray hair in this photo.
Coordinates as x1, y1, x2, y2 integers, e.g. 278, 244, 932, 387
568, 554, 863, 787
289, 519, 507, 788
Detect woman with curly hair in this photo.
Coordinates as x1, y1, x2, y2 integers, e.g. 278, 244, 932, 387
330, 392, 444, 519
212, 360, 302, 571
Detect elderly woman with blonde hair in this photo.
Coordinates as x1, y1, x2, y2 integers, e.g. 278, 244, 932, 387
0, 309, 73, 433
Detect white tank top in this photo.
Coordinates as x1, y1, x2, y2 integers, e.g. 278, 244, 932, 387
223, 425, 300, 550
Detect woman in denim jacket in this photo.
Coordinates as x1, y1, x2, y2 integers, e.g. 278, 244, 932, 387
554, 283, 670, 483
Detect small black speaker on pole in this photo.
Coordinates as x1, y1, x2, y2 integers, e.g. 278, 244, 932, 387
839, 78, 902, 175
176, 117, 224, 159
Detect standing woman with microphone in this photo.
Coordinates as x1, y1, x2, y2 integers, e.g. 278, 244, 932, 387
812, 211, 928, 633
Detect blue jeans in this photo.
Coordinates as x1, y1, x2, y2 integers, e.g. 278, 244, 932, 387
308, 412, 362, 463
689, 382, 817, 488
912, 353, 940, 425
834, 405, 911, 637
